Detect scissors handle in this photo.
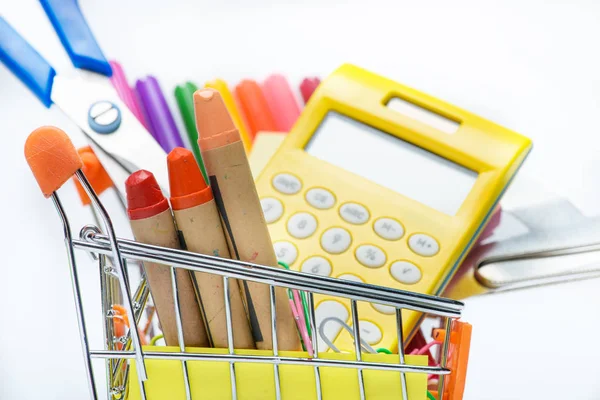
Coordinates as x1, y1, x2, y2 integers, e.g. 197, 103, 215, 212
40, 0, 112, 76
0, 17, 56, 107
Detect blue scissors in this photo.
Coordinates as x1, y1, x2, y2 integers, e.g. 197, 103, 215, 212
0, 0, 169, 201
0, 1, 159, 396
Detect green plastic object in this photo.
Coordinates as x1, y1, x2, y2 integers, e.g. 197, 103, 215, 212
174, 81, 208, 184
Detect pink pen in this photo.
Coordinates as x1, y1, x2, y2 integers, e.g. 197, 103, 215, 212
262, 74, 301, 132
109, 60, 149, 129
290, 290, 314, 356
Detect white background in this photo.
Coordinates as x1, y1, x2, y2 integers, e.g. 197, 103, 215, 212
1, 0, 600, 399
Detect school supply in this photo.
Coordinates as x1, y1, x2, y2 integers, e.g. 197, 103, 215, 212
262, 74, 302, 131
300, 77, 321, 104
167, 147, 255, 349
194, 88, 300, 351
173, 81, 210, 183
24, 122, 471, 400
0, 7, 169, 199
248, 131, 287, 178
205, 79, 253, 152
126, 169, 209, 347
446, 198, 600, 298
255, 63, 531, 353
136, 76, 185, 152
234, 80, 278, 140
109, 61, 149, 129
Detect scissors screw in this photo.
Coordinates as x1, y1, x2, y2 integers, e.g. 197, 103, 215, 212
88, 101, 122, 134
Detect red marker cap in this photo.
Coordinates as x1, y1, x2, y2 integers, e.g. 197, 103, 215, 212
125, 170, 170, 220
167, 147, 213, 210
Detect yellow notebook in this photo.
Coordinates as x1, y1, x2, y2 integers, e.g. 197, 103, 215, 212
127, 347, 427, 399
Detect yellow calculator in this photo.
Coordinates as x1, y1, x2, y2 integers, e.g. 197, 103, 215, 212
255, 64, 531, 352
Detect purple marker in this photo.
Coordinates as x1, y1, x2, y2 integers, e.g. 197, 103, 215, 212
135, 76, 185, 152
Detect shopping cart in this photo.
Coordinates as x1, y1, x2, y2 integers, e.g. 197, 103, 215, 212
49, 178, 469, 400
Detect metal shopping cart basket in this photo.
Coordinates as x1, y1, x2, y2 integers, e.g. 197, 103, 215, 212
49, 178, 470, 400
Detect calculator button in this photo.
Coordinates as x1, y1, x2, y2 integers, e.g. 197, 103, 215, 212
260, 197, 284, 224
273, 241, 298, 265
306, 188, 336, 209
272, 173, 302, 194
408, 234, 440, 257
320, 227, 352, 254
356, 321, 383, 345
339, 203, 370, 225
301, 256, 332, 276
355, 244, 386, 268
287, 212, 318, 239
316, 300, 349, 351
338, 274, 364, 283
371, 303, 396, 315
390, 261, 422, 284
373, 218, 404, 240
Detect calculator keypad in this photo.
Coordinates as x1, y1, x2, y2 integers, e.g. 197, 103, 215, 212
408, 233, 439, 257
355, 244, 386, 268
373, 217, 404, 240
273, 241, 298, 265
357, 321, 382, 345
301, 256, 332, 276
262, 172, 444, 352
339, 202, 370, 224
315, 300, 349, 351
338, 273, 364, 283
272, 173, 302, 194
320, 227, 352, 254
287, 212, 318, 239
261, 197, 284, 224
390, 260, 422, 284
306, 188, 336, 209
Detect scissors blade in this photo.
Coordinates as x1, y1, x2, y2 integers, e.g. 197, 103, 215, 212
50, 74, 169, 199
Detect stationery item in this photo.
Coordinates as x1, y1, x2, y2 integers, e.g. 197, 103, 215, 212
0, 10, 169, 199
234, 80, 277, 140
108, 60, 149, 129
173, 81, 209, 183
126, 169, 209, 347
167, 147, 255, 349
445, 199, 600, 299
299, 77, 321, 104
205, 78, 252, 152
135, 76, 185, 152
255, 63, 531, 353
431, 321, 472, 400
128, 351, 428, 400
24, 125, 148, 390
261, 74, 301, 131
72, 146, 113, 205
248, 131, 286, 179
194, 88, 300, 351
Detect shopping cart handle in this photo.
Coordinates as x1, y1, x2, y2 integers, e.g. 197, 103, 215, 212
0, 17, 56, 107
40, 0, 112, 76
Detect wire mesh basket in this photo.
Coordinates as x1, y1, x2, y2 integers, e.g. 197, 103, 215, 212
49, 176, 467, 400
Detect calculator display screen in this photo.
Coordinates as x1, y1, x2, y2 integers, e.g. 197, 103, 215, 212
305, 111, 478, 216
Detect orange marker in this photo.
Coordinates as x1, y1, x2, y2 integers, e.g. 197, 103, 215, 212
194, 88, 300, 351
234, 80, 277, 140
168, 147, 255, 349
432, 321, 473, 400
72, 146, 113, 205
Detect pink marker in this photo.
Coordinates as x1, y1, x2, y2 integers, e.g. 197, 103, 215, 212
262, 74, 301, 132
109, 61, 149, 129
299, 77, 321, 104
